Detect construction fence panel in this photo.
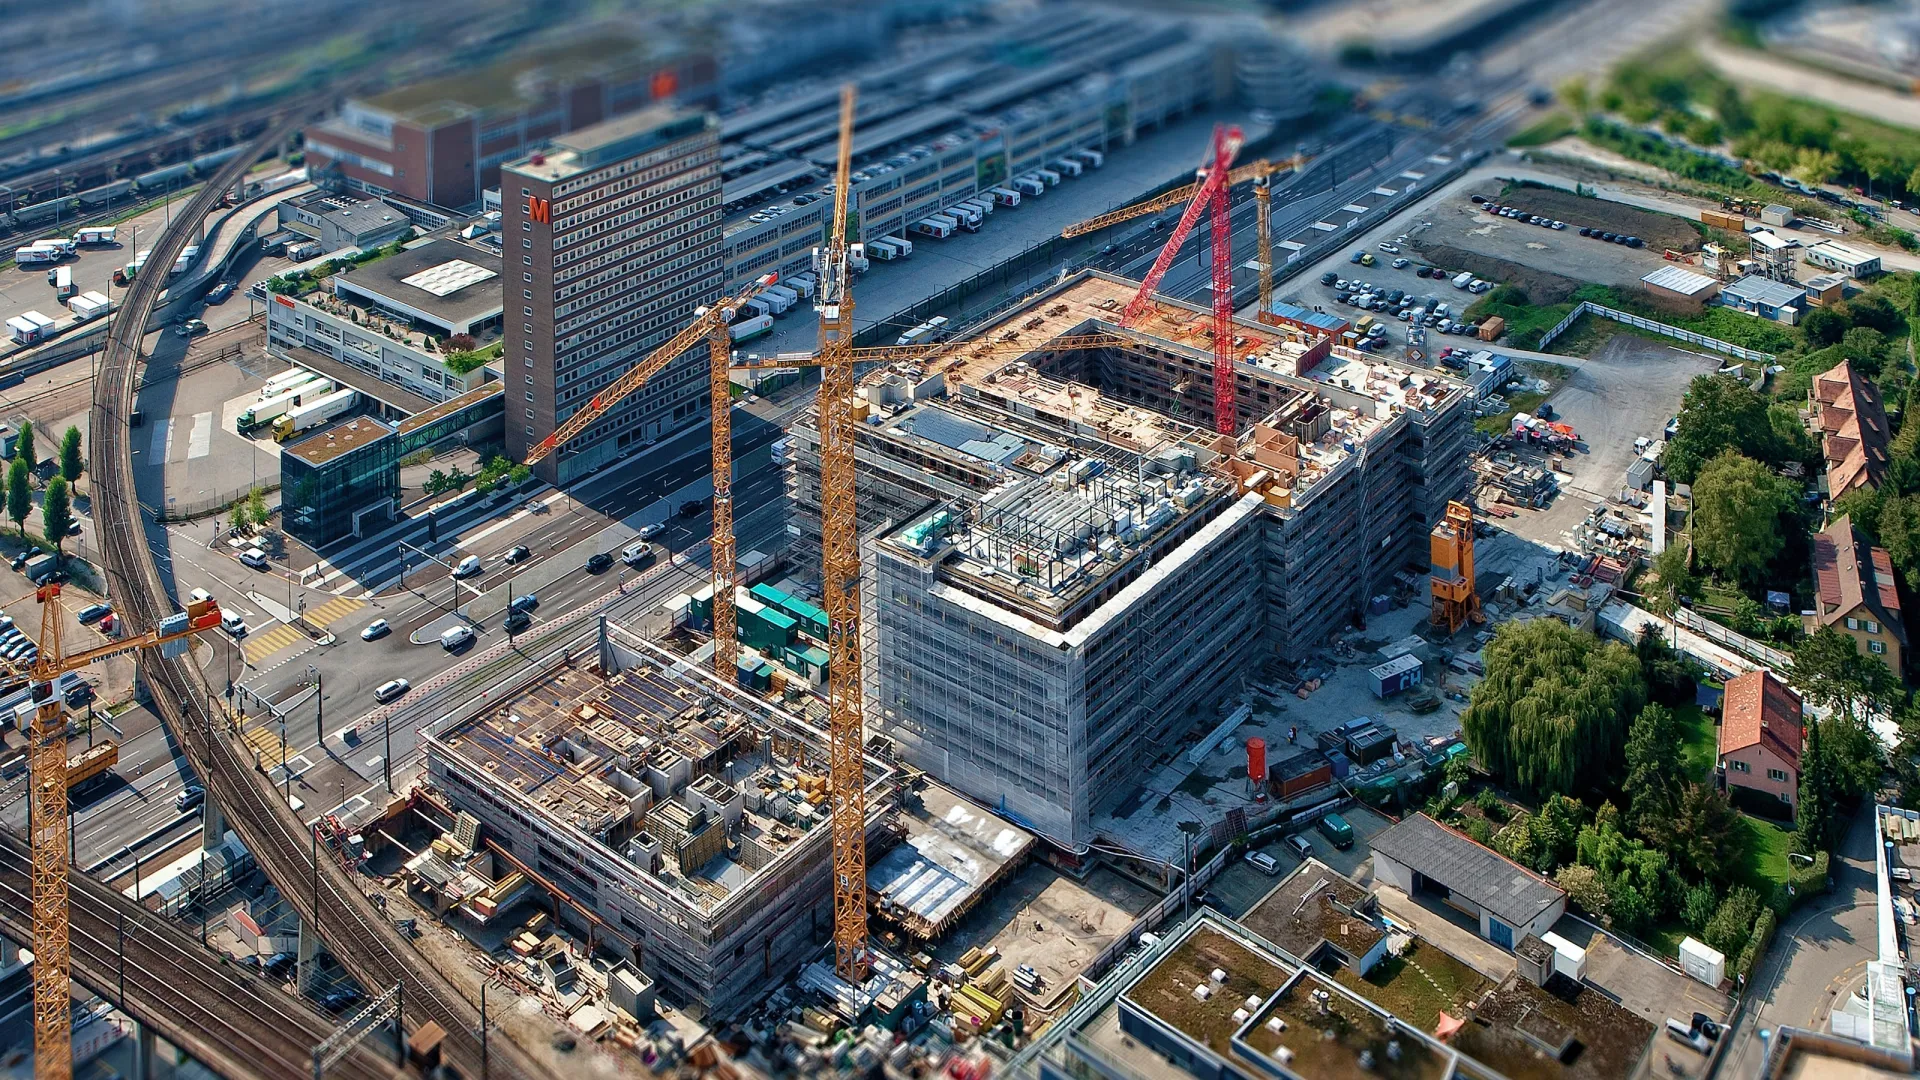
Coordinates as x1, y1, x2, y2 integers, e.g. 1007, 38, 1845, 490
1673, 607, 1792, 670
1539, 302, 1780, 364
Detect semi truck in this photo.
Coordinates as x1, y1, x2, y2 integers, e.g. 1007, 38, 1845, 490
67, 741, 119, 789
911, 217, 953, 239
239, 378, 334, 433
727, 304, 774, 344
171, 244, 199, 275
125, 249, 151, 278
272, 387, 357, 441
1071, 148, 1104, 169
848, 243, 870, 273
257, 368, 318, 398
1012, 176, 1044, 198
866, 238, 899, 261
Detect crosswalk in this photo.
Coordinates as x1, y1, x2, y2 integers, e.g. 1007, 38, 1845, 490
240, 722, 293, 768
240, 596, 366, 665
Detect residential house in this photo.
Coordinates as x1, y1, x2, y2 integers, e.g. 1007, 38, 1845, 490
1810, 514, 1908, 675
1811, 359, 1891, 500
1718, 669, 1803, 812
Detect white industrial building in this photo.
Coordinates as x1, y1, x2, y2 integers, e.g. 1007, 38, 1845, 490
1806, 240, 1883, 279
1369, 813, 1568, 949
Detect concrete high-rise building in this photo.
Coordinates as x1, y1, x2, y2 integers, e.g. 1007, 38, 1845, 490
501, 108, 726, 486
785, 272, 1473, 845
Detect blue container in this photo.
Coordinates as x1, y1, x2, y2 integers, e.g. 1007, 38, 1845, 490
1326, 750, 1351, 779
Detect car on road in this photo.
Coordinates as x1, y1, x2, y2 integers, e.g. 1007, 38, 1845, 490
503, 545, 531, 564
360, 619, 390, 642
636, 522, 665, 541
504, 611, 533, 634
439, 625, 475, 651
509, 593, 538, 613
238, 548, 268, 570
175, 785, 205, 812
76, 604, 110, 624
677, 499, 708, 518
173, 319, 207, 338
451, 555, 482, 579
374, 678, 410, 703
221, 611, 246, 636
585, 552, 615, 574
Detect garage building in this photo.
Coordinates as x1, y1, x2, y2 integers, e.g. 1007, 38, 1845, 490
1369, 813, 1567, 950
1641, 265, 1722, 312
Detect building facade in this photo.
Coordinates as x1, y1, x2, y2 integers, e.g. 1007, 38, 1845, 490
501, 109, 726, 486
1810, 514, 1908, 675
1718, 669, 1803, 811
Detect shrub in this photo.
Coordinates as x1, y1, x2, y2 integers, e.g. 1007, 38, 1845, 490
1704, 885, 1762, 956
1555, 864, 1610, 920
1682, 881, 1719, 932
1734, 908, 1776, 985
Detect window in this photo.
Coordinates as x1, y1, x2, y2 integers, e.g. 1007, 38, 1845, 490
525, 408, 535, 420
1870, 640, 1887, 654
525, 324, 533, 335
524, 306, 533, 317
1846, 617, 1860, 630
525, 375, 533, 384
524, 272, 532, 283
522, 238, 532, 249
522, 222, 531, 232
526, 392, 535, 402
524, 290, 533, 300
1730, 759, 1750, 773
1767, 768, 1788, 782
1866, 620, 1881, 634
526, 426, 534, 436
524, 256, 532, 265
521, 187, 530, 196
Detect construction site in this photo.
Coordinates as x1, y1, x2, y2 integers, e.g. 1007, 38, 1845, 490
780, 270, 1476, 845
418, 624, 899, 1022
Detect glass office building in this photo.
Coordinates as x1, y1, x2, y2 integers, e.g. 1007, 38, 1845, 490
280, 384, 505, 549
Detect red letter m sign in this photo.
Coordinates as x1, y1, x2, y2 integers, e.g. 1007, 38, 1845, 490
527, 197, 551, 224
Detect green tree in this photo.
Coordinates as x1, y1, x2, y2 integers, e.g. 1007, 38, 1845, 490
1690, 451, 1794, 586
1703, 885, 1761, 956
14, 421, 35, 473
1681, 881, 1719, 932
1833, 485, 1887, 540
1462, 619, 1647, 797
40, 477, 72, 556
1555, 863, 1610, 919
1644, 544, 1695, 623
425, 469, 448, 496
1661, 781, 1743, 882
1664, 376, 1785, 483
1798, 714, 1838, 849
57, 426, 82, 485
246, 488, 269, 528
1624, 704, 1684, 835
508, 464, 532, 487
1876, 494, 1920, 590
6, 459, 29, 536
1792, 624, 1902, 727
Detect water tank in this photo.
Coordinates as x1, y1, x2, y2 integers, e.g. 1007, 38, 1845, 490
1247, 738, 1267, 785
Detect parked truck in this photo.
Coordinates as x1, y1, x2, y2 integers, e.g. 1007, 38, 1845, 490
6, 311, 54, 345
71, 226, 118, 247
239, 378, 334, 433
272, 387, 357, 441
756, 286, 795, 316
14, 244, 60, 267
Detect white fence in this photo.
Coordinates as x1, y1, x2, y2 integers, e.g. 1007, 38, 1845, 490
1537, 301, 1780, 364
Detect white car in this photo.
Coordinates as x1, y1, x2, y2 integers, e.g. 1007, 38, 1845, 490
636, 523, 665, 541
221, 612, 246, 636
360, 619, 391, 642
238, 548, 268, 570
451, 555, 482, 579
374, 678, 410, 703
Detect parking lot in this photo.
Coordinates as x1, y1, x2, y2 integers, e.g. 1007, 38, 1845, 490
1544, 333, 1719, 502
1414, 188, 1681, 294
1275, 240, 1500, 359
1202, 805, 1397, 917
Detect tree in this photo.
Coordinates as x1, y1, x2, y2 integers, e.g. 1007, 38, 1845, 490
1664, 376, 1785, 484
245, 488, 269, 528
1624, 704, 1684, 835
1690, 451, 1793, 586
1681, 881, 1719, 932
1462, 619, 1647, 796
1703, 885, 1761, 956
1555, 864, 1610, 919
57, 426, 82, 484
40, 477, 72, 556
6, 459, 28, 536
1793, 624, 1901, 727
1635, 621, 1695, 704
425, 469, 449, 496
13, 421, 34, 473
1833, 486, 1887, 541
1876, 494, 1920, 590
1645, 544, 1695, 624
1798, 713, 1838, 849
1661, 781, 1743, 882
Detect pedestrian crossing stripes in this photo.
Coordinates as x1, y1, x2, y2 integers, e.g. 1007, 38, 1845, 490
241, 723, 291, 767
304, 595, 365, 629
242, 623, 308, 665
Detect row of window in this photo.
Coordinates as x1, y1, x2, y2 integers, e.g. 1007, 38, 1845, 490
555, 243, 719, 325
553, 204, 721, 271
547, 139, 718, 202
555, 260, 721, 350
553, 171, 716, 237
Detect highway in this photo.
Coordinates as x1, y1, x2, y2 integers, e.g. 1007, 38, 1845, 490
0, 831, 394, 1080
89, 109, 547, 1080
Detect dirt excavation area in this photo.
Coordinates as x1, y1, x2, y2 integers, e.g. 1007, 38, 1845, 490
1485, 185, 1701, 252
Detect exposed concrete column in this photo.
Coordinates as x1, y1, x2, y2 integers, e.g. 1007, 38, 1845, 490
133, 1022, 155, 1080
199, 795, 225, 851
296, 917, 322, 996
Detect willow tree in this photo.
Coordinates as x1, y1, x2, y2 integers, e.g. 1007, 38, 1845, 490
1462, 618, 1648, 797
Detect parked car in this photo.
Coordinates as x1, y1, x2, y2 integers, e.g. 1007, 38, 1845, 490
1391, 257, 1410, 269
206, 282, 235, 304
1285, 834, 1314, 858
1320, 271, 1340, 285
360, 619, 390, 642
76, 604, 110, 624
238, 548, 268, 570
1244, 851, 1280, 875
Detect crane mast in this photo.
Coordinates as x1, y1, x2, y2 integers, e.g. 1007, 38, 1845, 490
815, 83, 870, 983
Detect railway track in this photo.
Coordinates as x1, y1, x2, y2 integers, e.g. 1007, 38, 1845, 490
89, 108, 545, 1080
0, 833, 393, 1080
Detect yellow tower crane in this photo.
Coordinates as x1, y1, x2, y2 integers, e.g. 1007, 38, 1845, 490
21, 584, 223, 1080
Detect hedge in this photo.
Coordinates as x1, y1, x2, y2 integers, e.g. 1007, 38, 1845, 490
1785, 851, 1831, 908
1734, 908, 1776, 986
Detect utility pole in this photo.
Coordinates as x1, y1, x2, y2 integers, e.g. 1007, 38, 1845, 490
309, 665, 322, 744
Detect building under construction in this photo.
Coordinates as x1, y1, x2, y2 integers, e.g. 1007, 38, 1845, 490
784, 271, 1473, 844
420, 621, 897, 1019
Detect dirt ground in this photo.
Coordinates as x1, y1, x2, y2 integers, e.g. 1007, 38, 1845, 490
931, 861, 1158, 1008
1491, 185, 1701, 253
1416, 242, 1586, 304
1544, 334, 1721, 502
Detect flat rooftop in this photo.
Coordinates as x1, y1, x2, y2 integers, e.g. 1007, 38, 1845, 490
1239, 860, 1385, 963
283, 414, 394, 466
1123, 924, 1296, 1057
1449, 973, 1656, 1080
508, 108, 712, 183
1242, 972, 1454, 1080
331, 238, 505, 332
432, 636, 889, 916
868, 780, 1035, 939
362, 32, 659, 127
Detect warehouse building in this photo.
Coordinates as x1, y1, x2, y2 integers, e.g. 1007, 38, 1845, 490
784, 271, 1473, 844
1640, 265, 1722, 312
1370, 813, 1568, 949
421, 622, 897, 1019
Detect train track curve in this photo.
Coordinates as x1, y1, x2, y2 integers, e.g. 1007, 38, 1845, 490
89, 108, 544, 1080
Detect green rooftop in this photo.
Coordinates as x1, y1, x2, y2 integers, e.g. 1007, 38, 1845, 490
364, 33, 655, 126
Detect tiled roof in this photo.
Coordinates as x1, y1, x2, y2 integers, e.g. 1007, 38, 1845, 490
1812, 360, 1890, 498
1718, 669, 1803, 769
1812, 514, 1907, 647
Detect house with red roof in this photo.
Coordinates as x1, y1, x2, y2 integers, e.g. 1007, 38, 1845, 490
1718, 669, 1804, 812
1811, 360, 1891, 501
1809, 514, 1907, 677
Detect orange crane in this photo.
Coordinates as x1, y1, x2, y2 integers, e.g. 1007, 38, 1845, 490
14, 584, 223, 1080
523, 273, 780, 677
1429, 501, 1485, 636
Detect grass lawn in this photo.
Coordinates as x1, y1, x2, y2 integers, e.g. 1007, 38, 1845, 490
1675, 705, 1717, 783
1509, 112, 1575, 148
1642, 921, 1691, 959
1333, 941, 1492, 1030
1545, 311, 1673, 357
1732, 815, 1795, 900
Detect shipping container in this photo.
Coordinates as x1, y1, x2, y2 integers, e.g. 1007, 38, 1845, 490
1369, 654, 1423, 698
1699, 209, 1746, 231
884, 235, 913, 256
988, 186, 1022, 207
1267, 751, 1333, 799
67, 291, 110, 321
7, 310, 54, 345
1477, 315, 1504, 342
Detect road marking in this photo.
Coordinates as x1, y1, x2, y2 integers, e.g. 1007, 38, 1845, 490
187, 412, 212, 459
302, 595, 365, 629
149, 418, 172, 462
242, 623, 308, 664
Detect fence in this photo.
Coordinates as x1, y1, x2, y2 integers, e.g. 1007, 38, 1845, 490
1537, 301, 1780, 364
1674, 607, 1792, 670
153, 482, 279, 524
